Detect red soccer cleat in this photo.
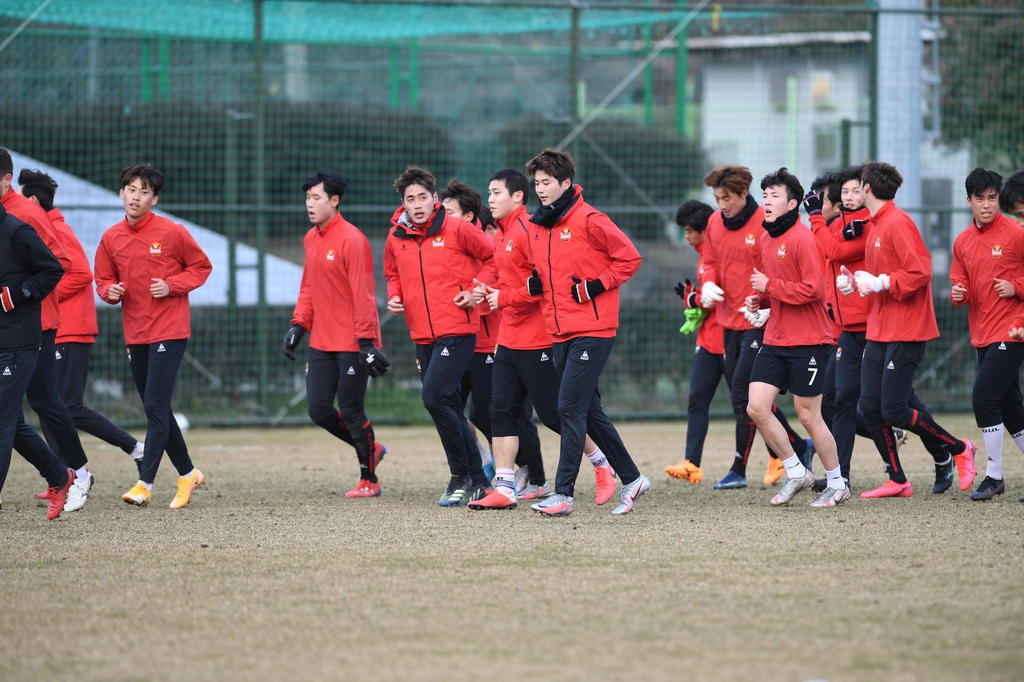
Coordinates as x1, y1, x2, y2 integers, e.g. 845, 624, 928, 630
467, 488, 517, 510
46, 468, 74, 520
345, 479, 381, 498
35, 490, 49, 500
594, 465, 616, 505
860, 479, 913, 499
953, 440, 977, 492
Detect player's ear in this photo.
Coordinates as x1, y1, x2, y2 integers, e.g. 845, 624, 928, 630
151, 194, 159, 207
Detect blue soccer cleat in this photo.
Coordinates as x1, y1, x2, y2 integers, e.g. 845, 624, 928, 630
713, 471, 747, 489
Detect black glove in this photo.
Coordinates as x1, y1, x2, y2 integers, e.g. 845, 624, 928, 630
842, 219, 866, 241
674, 279, 697, 308
0, 282, 36, 312
571, 277, 606, 304
802, 191, 823, 215
527, 269, 543, 296
282, 324, 306, 361
359, 339, 391, 378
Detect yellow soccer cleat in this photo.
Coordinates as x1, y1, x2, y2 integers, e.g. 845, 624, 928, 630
122, 481, 151, 507
664, 460, 703, 484
763, 457, 785, 486
170, 469, 205, 509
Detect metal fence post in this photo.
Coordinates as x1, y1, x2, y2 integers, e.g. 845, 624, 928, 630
254, 0, 269, 411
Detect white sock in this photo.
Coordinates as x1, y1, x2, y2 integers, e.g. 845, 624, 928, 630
781, 454, 807, 480
585, 446, 608, 469
982, 424, 1005, 480
494, 468, 516, 498
75, 466, 89, 481
140, 481, 153, 491
825, 466, 846, 491
477, 437, 493, 466
131, 441, 144, 460
181, 468, 196, 479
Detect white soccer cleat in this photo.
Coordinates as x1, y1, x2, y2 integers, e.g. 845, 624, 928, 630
63, 471, 94, 512
515, 465, 530, 495
770, 472, 815, 506
809, 486, 850, 508
612, 473, 651, 515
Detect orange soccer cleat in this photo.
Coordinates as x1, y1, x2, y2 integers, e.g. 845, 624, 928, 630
763, 457, 785, 485
665, 460, 703, 484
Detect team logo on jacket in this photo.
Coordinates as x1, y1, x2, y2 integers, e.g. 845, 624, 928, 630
560, 228, 571, 242
745, 233, 756, 247
992, 244, 1003, 258
505, 240, 513, 253
777, 244, 787, 258
326, 249, 336, 262
149, 242, 162, 256
432, 236, 445, 250
874, 236, 881, 250
698, 261, 705, 276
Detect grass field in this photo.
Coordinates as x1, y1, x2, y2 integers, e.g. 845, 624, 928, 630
2, 415, 1023, 681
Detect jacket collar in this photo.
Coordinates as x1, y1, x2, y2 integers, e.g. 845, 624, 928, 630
126, 211, 156, 233
317, 211, 342, 235
47, 207, 65, 223
495, 204, 528, 234
391, 202, 445, 239
529, 185, 583, 229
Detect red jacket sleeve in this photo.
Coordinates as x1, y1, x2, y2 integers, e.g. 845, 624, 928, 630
165, 228, 213, 295
55, 227, 93, 302
292, 254, 314, 330
497, 239, 537, 311
701, 228, 720, 287
885, 219, 932, 301
764, 238, 823, 305
948, 236, 970, 306
810, 214, 866, 263
94, 237, 119, 304
457, 221, 496, 272
343, 232, 380, 341
586, 213, 641, 289
383, 235, 403, 302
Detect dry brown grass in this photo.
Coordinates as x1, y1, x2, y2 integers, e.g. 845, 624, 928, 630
1, 416, 1022, 681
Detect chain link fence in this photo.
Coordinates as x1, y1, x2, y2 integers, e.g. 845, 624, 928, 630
1, 0, 1020, 426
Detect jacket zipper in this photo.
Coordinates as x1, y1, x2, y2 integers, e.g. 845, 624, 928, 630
417, 241, 436, 339
481, 315, 490, 337
547, 229, 561, 335
459, 285, 471, 324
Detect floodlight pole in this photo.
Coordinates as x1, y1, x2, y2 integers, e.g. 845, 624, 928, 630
254, 0, 269, 411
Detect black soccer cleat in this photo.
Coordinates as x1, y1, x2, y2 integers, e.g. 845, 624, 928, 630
812, 477, 827, 493
970, 476, 1005, 501
932, 461, 954, 494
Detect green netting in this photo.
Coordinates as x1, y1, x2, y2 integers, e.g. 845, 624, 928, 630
2, 1, 1021, 427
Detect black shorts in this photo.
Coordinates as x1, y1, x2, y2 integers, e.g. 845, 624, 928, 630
749, 344, 831, 397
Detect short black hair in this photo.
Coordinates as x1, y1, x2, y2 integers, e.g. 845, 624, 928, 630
964, 167, 1002, 199
478, 205, 495, 231
525, 148, 575, 184
674, 199, 714, 233
394, 165, 436, 197
760, 167, 804, 203
18, 168, 58, 212
999, 170, 1024, 214
120, 164, 164, 195
302, 168, 347, 202
0, 148, 12, 178
837, 164, 864, 188
489, 168, 530, 203
439, 179, 482, 222
860, 162, 902, 201
810, 172, 841, 206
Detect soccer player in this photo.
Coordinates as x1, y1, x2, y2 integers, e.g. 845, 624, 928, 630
0, 199, 74, 520
383, 166, 496, 506
439, 179, 497, 478
284, 168, 389, 498
95, 165, 213, 508
805, 165, 900, 491
1, 148, 96, 512
744, 168, 847, 507
665, 200, 725, 484
521, 149, 650, 517
698, 165, 814, 489
466, 168, 618, 510
950, 168, 1024, 501
851, 161, 976, 498
999, 170, 1024, 227
18, 169, 145, 476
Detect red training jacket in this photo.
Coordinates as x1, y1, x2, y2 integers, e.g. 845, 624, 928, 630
1, 189, 70, 331
50, 208, 98, 343
94, 211, 213, 345
862, 201, 938, 343
700, 204, 766, 331
526, 187, 641, 342
809, 207, 871, 335
292, 212, 381, 353
686, 240, 724, 355
949, 213, 1024, 348
493, 205, 552, 351
383, 204, 495, 345
756, 218, 833, 347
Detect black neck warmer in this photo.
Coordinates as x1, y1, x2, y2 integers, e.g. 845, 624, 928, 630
529, 186, 578, 229
763, 206, 800, 238
722, 194, 759, 230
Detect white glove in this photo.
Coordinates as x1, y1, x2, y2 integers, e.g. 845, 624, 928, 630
854, 271, 890, 297
836, 265, 855, 295
700, 281, 725, 308
739, 307, 770, 329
